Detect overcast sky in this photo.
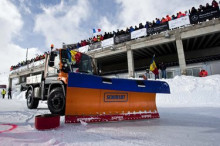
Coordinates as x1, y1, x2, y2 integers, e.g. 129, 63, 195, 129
0, 0, 209, 73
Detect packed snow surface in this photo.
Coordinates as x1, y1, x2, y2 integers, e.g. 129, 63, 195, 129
0, 75, 220, 145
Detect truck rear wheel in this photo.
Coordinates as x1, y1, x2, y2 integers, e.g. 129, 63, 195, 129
48, 87, 65, 115
27, 89, 39, 109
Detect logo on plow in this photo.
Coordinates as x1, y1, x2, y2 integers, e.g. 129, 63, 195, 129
104, 93, 128, 102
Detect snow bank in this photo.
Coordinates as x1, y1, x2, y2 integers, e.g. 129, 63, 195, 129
157, 75, 220, 107
1, 72, 220, 106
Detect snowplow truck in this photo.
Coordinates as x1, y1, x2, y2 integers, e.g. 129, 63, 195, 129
25, 48, 170, 123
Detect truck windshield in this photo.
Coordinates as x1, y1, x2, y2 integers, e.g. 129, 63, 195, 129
61, 49, 93, 74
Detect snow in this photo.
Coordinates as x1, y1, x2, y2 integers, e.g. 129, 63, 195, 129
0, 74, 220, 145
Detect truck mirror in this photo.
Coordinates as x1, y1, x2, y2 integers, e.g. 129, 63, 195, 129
48, 52, 57, 67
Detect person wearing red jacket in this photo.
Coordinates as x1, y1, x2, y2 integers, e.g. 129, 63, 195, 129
177, 12, 186, 18
161, 17, 167, 23
166, 15, 171, 21
212, 0, 219, 8
199, 70, 208, 77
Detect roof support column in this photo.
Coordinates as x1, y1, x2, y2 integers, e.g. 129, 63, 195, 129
176, 32, 186, 75
127, 45, 135, 78
92, 57, 98, 75
8, 77, 12, 89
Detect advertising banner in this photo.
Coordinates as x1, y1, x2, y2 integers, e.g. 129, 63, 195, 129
169, 16, 190, 29
131, 28, 147, 39
89, 42, 102, 51
147, 22, 169, 35
114, 34, 131, 44
78, 45, 89, 53
102, 37, 114, 48
190, 8, 220, 24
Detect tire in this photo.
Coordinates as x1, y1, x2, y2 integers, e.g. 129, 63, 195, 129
35, 114, 60, 130
26, 88, 39, 109
47, 87, 65, 115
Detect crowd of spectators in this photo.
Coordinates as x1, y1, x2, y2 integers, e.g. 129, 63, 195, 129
11, 0, 220, 71
10, 52, 49, 71
72, 0, 219, 49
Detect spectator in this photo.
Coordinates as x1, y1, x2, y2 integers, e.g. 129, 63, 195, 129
190, 7, 198, 14
199, 5, 206, 12
97, 35, 101, 42
177, 11, 186, 18
166, 15, 171, 21
129, 26, 135, 33
199, 69, 208, 77
156, 18, 161, 25
184, 10, 189, 16
100, 35, 104, 41
145, 21, 149, 29
139, 23, 144, 29
134, 26, 138, 30
116, 29, 120, 35
161, 17, 167, 23
8, 88, 12, 99
109, 32, 113, 37
76, 42, 81, 48
206, 3, 213, 10
212, 0, 219, 8
171, 15, 176, 20
143, 69, 149, 80
159, 62, 167, 79
1, 89, 6, 99
104, 32, 108, 39
93, 36, 98, 42
152, 20, 156, 27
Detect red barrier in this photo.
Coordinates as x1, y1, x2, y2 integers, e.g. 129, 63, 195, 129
35, 114, 60, 130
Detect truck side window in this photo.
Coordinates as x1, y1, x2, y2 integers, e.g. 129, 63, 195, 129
48, 51, 59, 76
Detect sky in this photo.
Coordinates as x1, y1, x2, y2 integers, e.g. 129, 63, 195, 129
0, 0, 209, 73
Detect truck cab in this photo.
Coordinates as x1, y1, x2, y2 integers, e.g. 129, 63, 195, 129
26, 49, 94, 115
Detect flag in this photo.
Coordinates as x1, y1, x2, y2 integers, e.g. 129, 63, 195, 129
93, 28, 101, 33
150, 55, 159, 75
67, 49, 82, 64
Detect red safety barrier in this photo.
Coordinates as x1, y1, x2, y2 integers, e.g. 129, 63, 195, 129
35, 114, 60, 130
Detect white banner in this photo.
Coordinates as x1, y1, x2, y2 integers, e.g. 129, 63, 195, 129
101, 37, 114, 48
131, 28, 147, 39
169, 16, 190, 29
79, 45, 89, 53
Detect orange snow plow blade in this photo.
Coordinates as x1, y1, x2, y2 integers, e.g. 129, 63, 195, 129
65, 73, 170, 123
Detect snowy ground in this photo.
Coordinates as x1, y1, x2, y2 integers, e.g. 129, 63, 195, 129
0, 75, 220, 146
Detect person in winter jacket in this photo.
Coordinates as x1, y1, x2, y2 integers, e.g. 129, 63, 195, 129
93, 36, 98, 42
166, 15, 171, 21
206, 3, 213, 10
139, 23, 144, 29
143, 69, 149, 80
145, 21, 149, 28
190, 7, 198, 15
129, 26, 135, 33
212, 0, 219, 8
161, 17, 167, 23
171, 15, 176, 20
159, 62, 167, 79
1, 89, 6, 99
8, 88, 12, 99
156, 18, 161, 25
177, 12, 186, 18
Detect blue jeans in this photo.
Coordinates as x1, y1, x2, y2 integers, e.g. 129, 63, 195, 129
162, 70, 166, 79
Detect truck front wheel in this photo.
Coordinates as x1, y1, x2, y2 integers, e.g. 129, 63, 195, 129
27, 89, 39, 109
48, 87, 65, 115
